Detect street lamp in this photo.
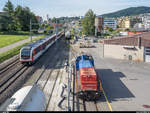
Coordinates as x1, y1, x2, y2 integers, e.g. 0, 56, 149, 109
55, 19, 58, 42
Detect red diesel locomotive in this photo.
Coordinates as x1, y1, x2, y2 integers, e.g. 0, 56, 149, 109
75, 54, 101, 100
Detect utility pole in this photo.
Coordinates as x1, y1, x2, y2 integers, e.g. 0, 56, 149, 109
55, 19, 58, 45
30, 19, 32, 42
56, 19, 58, 40
95, 27, 98, 37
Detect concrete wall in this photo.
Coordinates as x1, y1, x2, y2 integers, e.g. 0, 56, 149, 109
104, 44, 144, 62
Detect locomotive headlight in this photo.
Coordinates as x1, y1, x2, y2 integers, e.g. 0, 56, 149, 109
96, 92, 99, 95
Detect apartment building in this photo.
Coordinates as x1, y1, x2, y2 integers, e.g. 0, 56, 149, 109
95, 16, 104, 34
104, 18, 117, 30
36, 16, 43, 25
118, 17, 141, 29
142, 14, 150, 30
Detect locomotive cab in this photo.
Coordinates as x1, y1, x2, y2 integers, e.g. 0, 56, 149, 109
75, 55, 94, 71
20, 47, 32, 65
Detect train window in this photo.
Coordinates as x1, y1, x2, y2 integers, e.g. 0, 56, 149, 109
40, 45, 42, 50
52, 36, 55, 41
43, 43, 46, 49
49, 39, 52, 43
48, 39, 51, 44
76, 56, 81, 62
83, 55, 89, 60
50, 39, 52, 43
35, 46, 41, 54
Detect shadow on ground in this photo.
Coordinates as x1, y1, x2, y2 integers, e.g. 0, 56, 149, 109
96, 69, 135, 102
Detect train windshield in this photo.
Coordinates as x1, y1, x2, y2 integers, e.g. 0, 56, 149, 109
83, 55, 93, 60
21, 49, 31, 59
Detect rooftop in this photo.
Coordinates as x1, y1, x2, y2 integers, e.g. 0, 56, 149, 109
104, 31, 150, 47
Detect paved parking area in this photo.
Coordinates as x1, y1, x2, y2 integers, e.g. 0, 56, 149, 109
80, 43, 150, 111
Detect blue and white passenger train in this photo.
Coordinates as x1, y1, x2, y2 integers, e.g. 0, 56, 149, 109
20, 31, 64, 65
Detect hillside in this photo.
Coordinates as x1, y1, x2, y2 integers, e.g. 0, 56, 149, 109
102, 6, 150, 18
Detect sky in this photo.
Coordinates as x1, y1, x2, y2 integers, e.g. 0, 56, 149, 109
0, 0, 150, 20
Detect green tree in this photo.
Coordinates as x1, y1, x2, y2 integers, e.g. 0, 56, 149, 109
14, 5, 24, 31
45, 24, 54, 34
14, 6, 39, 31
133, 29, 137, 34
108, 27, 113, 32
82, 9, 96, 36
52, 17, 57, 23
3, 0, 16, 31
0, 1, 39, 32
71, 28, 75, 35
3, 0, 14, 14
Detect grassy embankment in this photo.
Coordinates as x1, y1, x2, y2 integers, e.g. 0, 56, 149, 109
0, 35, 47, 63
0, 35, 29, 48
0, 30, 42, 48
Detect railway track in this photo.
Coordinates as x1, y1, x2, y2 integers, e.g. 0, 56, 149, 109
45, 60, 63, 111
0, 35, 69, 109
38, 51, 67, 110
0, 65, 27, 94
70, 45, 101, 111
0, 54, 30, 105
21, 37, 69, 111
0, 55, 19, 70
0, 58, 20, 75
0, 38, 109, 111
0, 65, 31, 105
0, 61, 22, 82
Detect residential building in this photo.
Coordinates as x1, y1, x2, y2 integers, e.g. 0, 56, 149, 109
0, 12, 3, 15
130, 18, 142, 28
142, 14, 150, 30
95, 16, 104, 35
118, 17, 130, 29
0, 11, 7, 16
36, 16, 43, 24
103, 32, 150, 62
133, 23, 146, 31
118, 17, 142, 29
104, 18, 117, 30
